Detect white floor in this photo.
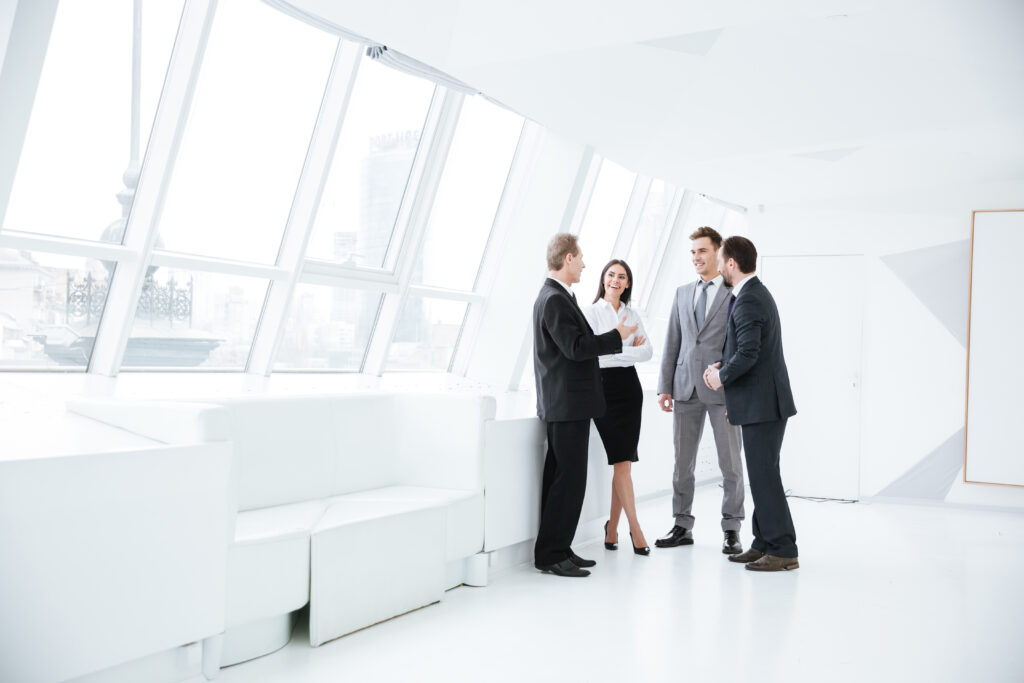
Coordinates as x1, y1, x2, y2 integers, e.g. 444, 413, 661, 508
211, 485, 1024, 683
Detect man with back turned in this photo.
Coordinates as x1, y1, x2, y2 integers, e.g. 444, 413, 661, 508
705, 235, 800, 571
533, 233, 638, 578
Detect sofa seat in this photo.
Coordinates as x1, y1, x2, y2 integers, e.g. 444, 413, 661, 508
330, 486, 483, 562
309, 498, 447, 646
222, 499, 327, 665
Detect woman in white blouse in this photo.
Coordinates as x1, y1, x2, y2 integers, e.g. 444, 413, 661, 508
583, 259, 653, 555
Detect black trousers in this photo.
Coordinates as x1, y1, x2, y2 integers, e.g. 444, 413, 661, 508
534, 419, 591, 566
742, 418, 799, 558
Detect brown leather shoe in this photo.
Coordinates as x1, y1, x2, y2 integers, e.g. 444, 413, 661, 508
728, 548, 765, 564
744, 554, 799, 571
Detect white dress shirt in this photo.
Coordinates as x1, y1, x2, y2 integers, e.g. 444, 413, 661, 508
550, 277, 575, 297
691, 274, 724, 319
582, 298, 654, 368
730, 273, 755, 300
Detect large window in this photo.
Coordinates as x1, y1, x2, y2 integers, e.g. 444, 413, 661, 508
0, 250, 114, 368
3, 1, 184, 243
305, 59, 436, 269
157, 1, 337, 264
123, 268, 268, 369
576, 159, 636, 301
385, 296, 467, 371
274, 284, 381, 371
0, 0, 728, 378
414, 96, 523, 291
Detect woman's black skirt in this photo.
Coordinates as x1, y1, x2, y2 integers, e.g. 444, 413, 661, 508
593, 365, 643, 465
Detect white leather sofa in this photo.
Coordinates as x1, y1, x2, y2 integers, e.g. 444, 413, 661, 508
69, 392, 495, 667
0, 439, 233, 683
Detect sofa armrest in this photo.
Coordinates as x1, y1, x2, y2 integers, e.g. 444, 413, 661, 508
67, 397, 230, 444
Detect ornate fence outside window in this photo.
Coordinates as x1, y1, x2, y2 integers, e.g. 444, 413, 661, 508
65, 272, 193, 327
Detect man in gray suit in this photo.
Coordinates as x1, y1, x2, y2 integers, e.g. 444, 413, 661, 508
655, 226, 745, 554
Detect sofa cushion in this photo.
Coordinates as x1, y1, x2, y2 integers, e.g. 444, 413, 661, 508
217, 398, 339, 511
390, 394, 496, 492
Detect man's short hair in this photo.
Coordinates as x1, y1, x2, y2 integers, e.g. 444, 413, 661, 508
688, 226, 723, 249
546, 233, 580, 271
721, 236, 758, 273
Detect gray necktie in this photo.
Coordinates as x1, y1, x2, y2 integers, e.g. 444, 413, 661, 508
695, 281, 713, 329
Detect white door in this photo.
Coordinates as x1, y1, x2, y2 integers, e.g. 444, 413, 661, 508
758, 255, 864, 500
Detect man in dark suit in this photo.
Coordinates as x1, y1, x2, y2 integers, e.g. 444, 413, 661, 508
704, 236, 799, 571
533, 233, 637, 578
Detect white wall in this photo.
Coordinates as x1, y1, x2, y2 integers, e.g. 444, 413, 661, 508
748, 198, 1024, 508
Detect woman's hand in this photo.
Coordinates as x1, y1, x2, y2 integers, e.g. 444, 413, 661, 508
631, 335, 646, 347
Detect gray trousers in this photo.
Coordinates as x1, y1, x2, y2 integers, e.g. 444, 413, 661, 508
672, 391, 745, 532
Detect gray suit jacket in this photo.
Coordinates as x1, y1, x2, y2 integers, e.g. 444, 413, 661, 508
658, 280, 733, 404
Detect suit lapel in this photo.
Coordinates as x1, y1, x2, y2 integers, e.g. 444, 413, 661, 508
703, 283, 731, 330
548, 278, 592, 333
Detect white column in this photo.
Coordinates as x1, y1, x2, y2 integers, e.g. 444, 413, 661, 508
462, 124, 594, 390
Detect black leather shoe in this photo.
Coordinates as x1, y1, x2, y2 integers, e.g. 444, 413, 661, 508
568, 551, 596, 568
536, 559, 590, 577
654, 525, 694, 548
722, 530, 743, 555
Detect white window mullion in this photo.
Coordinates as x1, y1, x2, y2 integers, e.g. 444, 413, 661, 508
0, 0, 58, 232
0, 229, 135, 263
87, 0, 217, 377
610, 175, 653, 258
149, 250, 289, 280
246, 39, 361, 377
362, 89, 464, 376
405, 284, 482, 305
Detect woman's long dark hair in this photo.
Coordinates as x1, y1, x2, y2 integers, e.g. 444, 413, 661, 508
593, 259, 634, 305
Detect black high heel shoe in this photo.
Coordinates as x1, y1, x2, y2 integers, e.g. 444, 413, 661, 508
604, 521, 618, 551
630, 531, 650, 556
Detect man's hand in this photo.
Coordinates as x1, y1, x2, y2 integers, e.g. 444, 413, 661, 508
615, 314, 639, 340
631, 334, 646, 347
704, 362, 723, 391
658, 393, 673, 412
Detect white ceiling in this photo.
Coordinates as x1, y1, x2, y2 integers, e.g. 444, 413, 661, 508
287, 0, 1024, 213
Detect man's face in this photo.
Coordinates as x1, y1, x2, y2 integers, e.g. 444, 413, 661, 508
717, 247, 733, 286
567, 249, 585, 283
691, 237, 718, 280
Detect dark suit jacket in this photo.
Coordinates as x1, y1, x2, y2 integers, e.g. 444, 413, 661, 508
719, 276, 797, 426
533, 278, 623, 422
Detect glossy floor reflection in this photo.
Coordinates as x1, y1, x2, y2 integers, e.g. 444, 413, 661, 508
213, 486, 1024, 683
